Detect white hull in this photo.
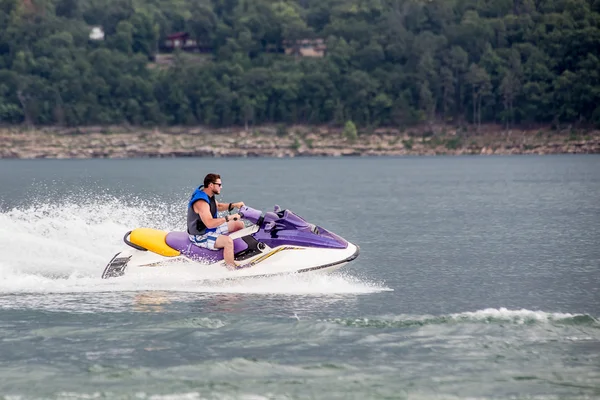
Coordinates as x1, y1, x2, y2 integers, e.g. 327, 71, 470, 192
104, 241, 359, 281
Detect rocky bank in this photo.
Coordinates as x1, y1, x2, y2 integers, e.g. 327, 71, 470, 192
1, 125, 599, 158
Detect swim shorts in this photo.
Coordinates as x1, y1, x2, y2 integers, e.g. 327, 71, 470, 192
189, 222, 230, 250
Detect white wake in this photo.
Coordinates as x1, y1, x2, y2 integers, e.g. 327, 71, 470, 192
0, 199, 388, 296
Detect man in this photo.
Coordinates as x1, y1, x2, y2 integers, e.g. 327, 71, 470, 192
187, 173, 245, 268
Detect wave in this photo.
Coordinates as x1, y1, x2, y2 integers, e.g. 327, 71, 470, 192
329, 308, 599, 328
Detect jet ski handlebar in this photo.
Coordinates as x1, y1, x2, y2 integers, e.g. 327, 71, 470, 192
238, 206, 263, 224
239, 205, 295, 228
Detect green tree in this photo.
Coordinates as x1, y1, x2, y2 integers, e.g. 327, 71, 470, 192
343, 120, 357, 141
467, 64, 493, 129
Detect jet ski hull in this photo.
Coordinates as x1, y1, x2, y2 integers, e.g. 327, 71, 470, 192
102, 206, 360, 280
103, 243, 359, 281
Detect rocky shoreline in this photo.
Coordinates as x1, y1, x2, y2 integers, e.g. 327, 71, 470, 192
1, 125, 599, 158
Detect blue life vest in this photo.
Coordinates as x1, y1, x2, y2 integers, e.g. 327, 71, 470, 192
187, 186, 218, 235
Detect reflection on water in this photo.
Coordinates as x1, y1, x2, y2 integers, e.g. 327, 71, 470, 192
133, 291, 172, 313
132, 291, 249, 314
202, 293, 247, 313
132, 290, 363, 316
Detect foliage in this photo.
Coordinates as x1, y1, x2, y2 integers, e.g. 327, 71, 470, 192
445, 137, 462, 150
0, 0, 598, 128
343, 120, 357, 140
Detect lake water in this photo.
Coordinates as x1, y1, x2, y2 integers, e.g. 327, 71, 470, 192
0, 156, 599, 399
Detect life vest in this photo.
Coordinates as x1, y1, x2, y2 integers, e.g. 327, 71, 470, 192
187, 186, 217, 235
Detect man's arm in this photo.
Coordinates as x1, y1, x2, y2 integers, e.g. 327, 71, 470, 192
217, 201, 245, 212
194, 201, 227, 229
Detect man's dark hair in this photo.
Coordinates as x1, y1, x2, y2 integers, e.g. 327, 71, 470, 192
204, 173, 221, 188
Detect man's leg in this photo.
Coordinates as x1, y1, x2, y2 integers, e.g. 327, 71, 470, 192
212, 221, 241, 267
189, 231, 236, 268
227, 219, 244, 233
215, 234, 235, 266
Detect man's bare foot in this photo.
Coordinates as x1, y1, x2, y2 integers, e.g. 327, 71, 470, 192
219, 260, 236, 270
223, 261, 251, 270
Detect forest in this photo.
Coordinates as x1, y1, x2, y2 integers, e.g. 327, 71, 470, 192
0, 0, 599, 129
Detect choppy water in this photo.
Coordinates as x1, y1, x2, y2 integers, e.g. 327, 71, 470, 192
1, 156, 599, 399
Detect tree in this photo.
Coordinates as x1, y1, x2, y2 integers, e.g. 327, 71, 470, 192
467, 64, 492, 130
343, 120, 357, 141
0, 71, 23, 123
111, 20, 134, 55
500, 71, 521, 128
418, 81, 435, 124
445, 46, 469, 121
440, 66, 455, 120
187, 0, 217, 47
130, 12, 157, 59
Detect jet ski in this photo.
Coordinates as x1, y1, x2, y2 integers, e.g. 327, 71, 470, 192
102, 205, 359, 280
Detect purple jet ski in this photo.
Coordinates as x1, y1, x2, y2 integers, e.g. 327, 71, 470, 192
102, 205, 359, 279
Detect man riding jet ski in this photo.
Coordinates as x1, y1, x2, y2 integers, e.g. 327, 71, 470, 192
102, 172, 358, 280
186, 173, 248, 269
102, 204, 360, 279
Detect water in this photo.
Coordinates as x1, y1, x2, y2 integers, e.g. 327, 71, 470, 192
1, 156, 599, 399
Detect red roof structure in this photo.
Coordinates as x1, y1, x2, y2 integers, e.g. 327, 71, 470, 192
166, 32, 190, 41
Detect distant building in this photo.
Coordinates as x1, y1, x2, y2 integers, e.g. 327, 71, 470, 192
164, 32, 193, 49
284, 38, 326, 57
162, 32, 212, 53
89, 26, 105, 41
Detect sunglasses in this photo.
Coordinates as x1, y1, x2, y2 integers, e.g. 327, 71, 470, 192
212, 182, 222, 187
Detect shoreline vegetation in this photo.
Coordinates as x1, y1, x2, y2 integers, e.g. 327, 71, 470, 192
1, 124, 599, 159
1, 1, 600, 140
